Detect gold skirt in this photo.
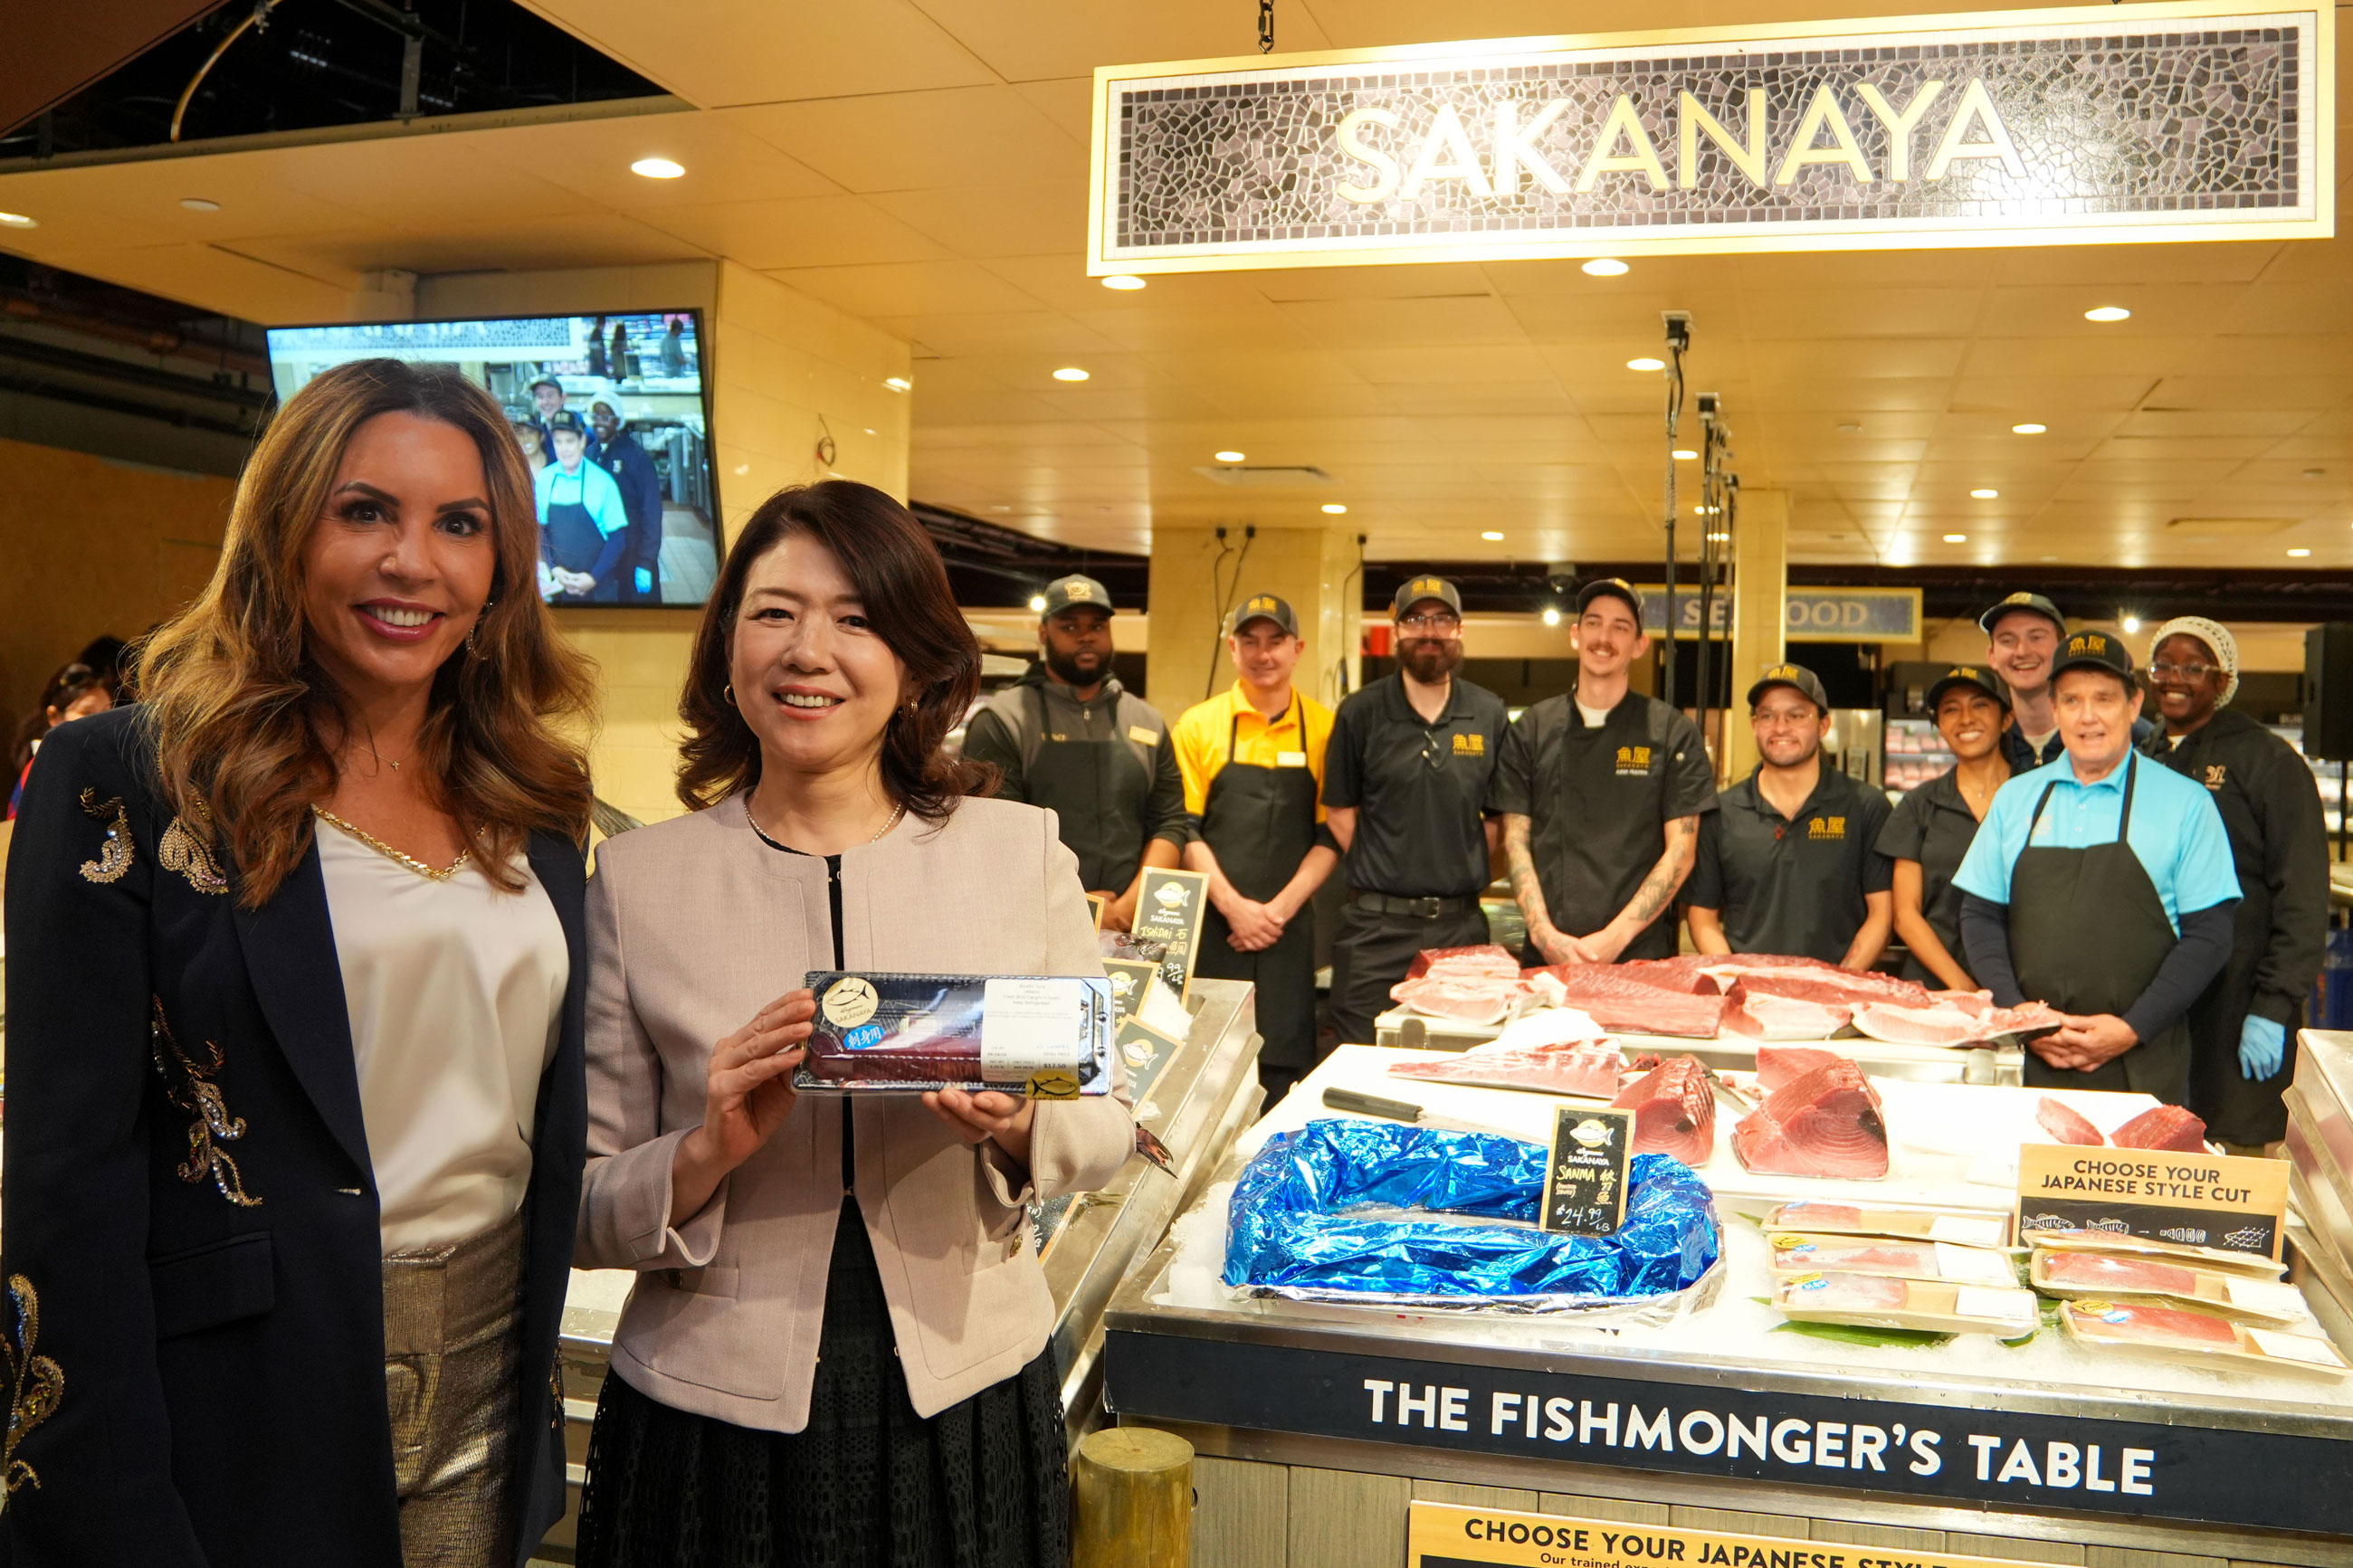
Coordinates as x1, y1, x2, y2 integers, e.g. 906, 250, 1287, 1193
383, 1208, 527, 1567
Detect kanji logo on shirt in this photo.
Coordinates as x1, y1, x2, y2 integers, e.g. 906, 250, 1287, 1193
2203, 764, 2227, 791
1452, 733, 1484, 755
1807, 816, 1847, 840
1615, 745, 1653, 775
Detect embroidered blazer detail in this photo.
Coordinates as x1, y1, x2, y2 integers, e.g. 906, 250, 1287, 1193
157, 812, 229, 897
149, 999, 262, 1208
75, 790, 133, 884
1, 1274, 63, 1501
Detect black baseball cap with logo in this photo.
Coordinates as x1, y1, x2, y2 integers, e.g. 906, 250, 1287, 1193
1041, 574, 1115, 619
1229, 593, 1299, 637
1978, 591, 2066, 637
545, 409, 589, 439
1925, 665, 2013, 712
2051, 629, 2137, 686
1391, 575, 1462, 618
1746, 661, 1831, 714
1576, 576, 1645, 629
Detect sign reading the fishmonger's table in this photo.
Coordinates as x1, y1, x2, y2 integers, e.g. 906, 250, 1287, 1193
1088, 0, 2332, 272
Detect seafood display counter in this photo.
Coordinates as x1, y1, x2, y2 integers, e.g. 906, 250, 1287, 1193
539, 979, 1265, 1557
1102, 1046, 2353, 1567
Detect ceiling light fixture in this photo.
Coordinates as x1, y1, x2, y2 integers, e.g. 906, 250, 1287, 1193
1481, 530, 1505, 541
2012, 423, 2047, 434
1944, 533, 1968, 543
1626, 356, 1666, 372
2083, 305, 2131, 322
2289, 547, 2313, 557
1541, 606, 1562, 626
1215, 450, 1245, 462
1672, 448, 1698, 460
1100, 275, 1147, 290
179, 197, 221, 213
1052, 366, 1090, 382
631, 157, 685, 179
0, 212, 37, 228
1970, 488, 2000, 499
1582, 258, 1630, 277
1028, 594, 1048, 612
1321, 503, 1348, 515
2121, 614, 2144, 632
883, 375, 911, 393
1835, 421, 1862, 433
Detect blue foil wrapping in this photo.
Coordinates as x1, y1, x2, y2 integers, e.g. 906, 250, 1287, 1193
1224, 1119, 1719, 1301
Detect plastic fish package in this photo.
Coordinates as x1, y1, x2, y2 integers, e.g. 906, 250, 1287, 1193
793, 972, 1114, 1097
1222, 1119, 1720, 1317
2058, 1299, 2350, 1381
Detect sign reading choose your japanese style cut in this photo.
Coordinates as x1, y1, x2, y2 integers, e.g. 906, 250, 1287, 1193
1087, 0, 2332, 271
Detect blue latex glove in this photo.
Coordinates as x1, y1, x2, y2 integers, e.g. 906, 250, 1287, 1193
2238, 1014, 2286, 1080
634, 566, 654, 594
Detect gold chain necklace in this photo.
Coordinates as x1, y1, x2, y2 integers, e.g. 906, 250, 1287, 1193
313, 806, 471, 881
747, 799, 906, 852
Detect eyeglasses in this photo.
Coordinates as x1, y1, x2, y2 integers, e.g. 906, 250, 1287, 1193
2148, 662, 2218, 680
1397, 613, 1462, 634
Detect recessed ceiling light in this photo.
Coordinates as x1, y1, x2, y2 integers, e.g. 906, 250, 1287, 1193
2084, 305, 2131, 322
631, 157, 685, 179
1481, 530, 1505, 541
2305, 468, 2327, 479
1672, 448, 1698, 460
1706, 531, 1729, 543
2040, 554, 2058, 562
1582, 258, 1630, 277
883, 376, 911, 393
1052, 366, 1090, 382
2011, 423, 2047, 435
2289, 547, 2313, 557
1215, 450, 1245, 462
1028, 594, 1048, 612
178, 197, 220, 213
2121, 614, 2143, 632
1541, 606, 1562, 626
1944, 533, 1968, 543
1835, 421, 1862, 433
1970, 488, 2000, 499
0, 212, 38, 228
1626, 356, 1666, 372
1100, 275, 1147, 290
1321, 503, 1348, 515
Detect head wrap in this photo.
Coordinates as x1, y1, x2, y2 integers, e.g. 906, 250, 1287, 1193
2149, 614, 2239, 706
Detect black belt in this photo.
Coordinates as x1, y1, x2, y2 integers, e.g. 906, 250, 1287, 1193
1350, 890, 1481, 917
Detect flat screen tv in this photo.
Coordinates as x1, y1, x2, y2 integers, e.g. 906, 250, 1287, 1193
264, 309, 719, 608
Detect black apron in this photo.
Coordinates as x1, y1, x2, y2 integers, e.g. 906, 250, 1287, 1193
1193, 704, 1321, 1072
545, 485, 614, 605
1005, 686, 1157, 894
1532, 702, 1684, 963
2006, 756, 2192, 1104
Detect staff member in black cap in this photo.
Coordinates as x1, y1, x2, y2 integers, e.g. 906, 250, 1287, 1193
961, 574, 1186, 931
1176, 594, 1339, 1099
1687, 663, 1894, 966
1491, 578, 1716, 965
1878, 667, 2014, 989
1955, 631, 2240, 1103
1981, 591, 2070, 772
1322, 575, 1510, 1042
2140, 615, 2327, 1148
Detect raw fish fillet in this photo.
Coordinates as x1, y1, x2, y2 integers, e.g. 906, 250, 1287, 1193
1784, 1272, 1910, 1311
1610, 1055, 1716, 1166
2042, 1251, 2199, 1296
2035, 1097, 2107, 1146
2067, 1300, 2239, 1347
1486, 1005, 1607, 1051
1757, 1046, 1843, 1094
1640, 954, 1935, 1010
1408, 944, 1524, 981
1391, 1040, 1624, 1098
1614, 958, 1729, 995
1528, 967, 1729, 1039
2110, 1105, 2209, 1152
1389, 974, 1528, 1025
1851, 999, 2064, 1049
1768, 1201, 1862, 1229
1732, 1060, 1890, 1178
1721, 986, 1852, 1041
1772, 1237, 1937, 1278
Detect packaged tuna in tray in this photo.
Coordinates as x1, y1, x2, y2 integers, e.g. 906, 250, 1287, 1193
2028, 1250, 2314, 1328
2023, 1227, 2286, 1280
794, 973, 1114, 1098
2058, 1300, 2350, 1380
1767, 1232, 2017, 1286
1763, 1201, 2009, 1249
1776, 1273, 2038, 1337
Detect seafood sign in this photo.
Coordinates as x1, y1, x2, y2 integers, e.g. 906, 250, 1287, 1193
1406, 1504, 2082, 1567
2015, 1145, 2291, 1260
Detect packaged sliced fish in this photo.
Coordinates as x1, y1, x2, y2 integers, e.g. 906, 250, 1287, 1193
2024, 1228, 2286, 1280
1407, 944, 1525, 981
1777, 1273, 2038, 1335
1763, 1201, 2009, 1248
1768, 1233, 2015, 1285
1610, 1055, 1715, 1166
2060, 1300, 2350, 1379
2030, 1250, 2316, 1328
1720, 985, 1852, 1041
1389, 973, 1529, 1025
1389, 1040, 1625, 1099
2034, 1097, 2106, 1146
1732, 1059, 1890, 1179
795, 972, 1113, 1097
2110, 1104, 2210, 1152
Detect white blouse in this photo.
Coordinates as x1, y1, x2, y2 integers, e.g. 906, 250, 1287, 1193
317, 822, 568, 1252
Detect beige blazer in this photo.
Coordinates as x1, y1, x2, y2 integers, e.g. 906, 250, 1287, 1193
575, 793, 1134, 1430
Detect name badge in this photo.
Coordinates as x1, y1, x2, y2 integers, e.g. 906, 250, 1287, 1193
1128, 725, 1159, 746
1277, 750, 1309, 767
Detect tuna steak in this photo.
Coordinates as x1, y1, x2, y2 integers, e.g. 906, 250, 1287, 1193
1390, 1040, 1624, 1098
1529, 966, 1729, 1039
1610, 1055, 1716, 1166
2110, 1105, 2209, 1153
1757, 1046, 1843, 1094
1721, 985, 1852, 1041
2035, 1097, 2107, 1146
1389, 974, 1527, 1025
1733, 1060, 1890, 1179
1408, 944, 1523, 981
2042, 1251, 2199, 1296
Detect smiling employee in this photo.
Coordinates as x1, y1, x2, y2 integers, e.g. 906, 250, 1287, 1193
1687, 662, 1893, 967
1321, 575, 1509, 1043
1877, 666, 2014, 989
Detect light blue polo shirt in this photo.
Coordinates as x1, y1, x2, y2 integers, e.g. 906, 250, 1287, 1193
534, 459, 628, 537
1951, 752, 2239, 932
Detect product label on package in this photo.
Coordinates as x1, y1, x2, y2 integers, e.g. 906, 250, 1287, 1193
1406, 1503, 2075, 1568
2015, 1145, 2290, 1259
979, 977, 1093, 1094
1538, 1106, 1633, 1236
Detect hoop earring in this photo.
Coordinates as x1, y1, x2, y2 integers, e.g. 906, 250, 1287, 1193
723, 684, 737, 708
465, 599, 495, 656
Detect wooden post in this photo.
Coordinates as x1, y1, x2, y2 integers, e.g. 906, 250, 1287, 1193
1072, 1424, 1193, 1568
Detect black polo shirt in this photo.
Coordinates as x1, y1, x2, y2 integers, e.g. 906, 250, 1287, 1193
1687, 764, 1894, 963
1322, 673, 1510, 898
1874, 766, 1986, 982
1486, 692, 1718, 959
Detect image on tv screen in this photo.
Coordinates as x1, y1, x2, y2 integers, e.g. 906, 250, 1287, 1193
264, 311, 719, 608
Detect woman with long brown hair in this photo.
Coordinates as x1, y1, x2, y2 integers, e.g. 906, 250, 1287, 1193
2, 357, 599, 1568
572, 480, 1132, 1568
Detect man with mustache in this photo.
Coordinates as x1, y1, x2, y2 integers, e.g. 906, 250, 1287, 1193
1490, 578, 1719, 965
1321, 575, 1510, 1044
962, 574, 1186, 932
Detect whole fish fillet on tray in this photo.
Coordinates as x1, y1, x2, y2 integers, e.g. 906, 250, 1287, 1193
1850, 999, 2064, 1048
1733, 1058, 1890, 1179
1390, 1039, 1625, 1098
1389, 973, 1529, 1026
1526, 965, 1728, 1038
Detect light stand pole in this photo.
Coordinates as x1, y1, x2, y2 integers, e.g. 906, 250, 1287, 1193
1660, 312, 1691, 710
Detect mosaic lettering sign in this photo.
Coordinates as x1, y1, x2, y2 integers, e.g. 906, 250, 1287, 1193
1087, 0, 2332, 271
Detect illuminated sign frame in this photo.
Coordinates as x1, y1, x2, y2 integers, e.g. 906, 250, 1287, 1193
1087, 0, 2333, 273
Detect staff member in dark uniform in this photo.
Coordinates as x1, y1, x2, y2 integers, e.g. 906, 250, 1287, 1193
588, 393, 666, 603
1878, 667, 2013, 989
1982, 592, 2070, 773
2140, 615, 2328, 1148
961, 574, 1186, 931
1956, 631, 2241, 1103
1491, 578, 1717, 965
1686, 663, 1894, 966
1322, 575, 1509, 1043
1175, 594, 1339, 1101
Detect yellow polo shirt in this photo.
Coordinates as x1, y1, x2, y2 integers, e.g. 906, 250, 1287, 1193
1172, 681, 1334, 825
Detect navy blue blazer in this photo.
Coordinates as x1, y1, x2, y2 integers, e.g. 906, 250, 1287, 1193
0, 707, 586, 1567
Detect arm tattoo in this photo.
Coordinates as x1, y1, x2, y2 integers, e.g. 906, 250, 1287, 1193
1502, 813, 1550, 931
1624, 816, 1699, 927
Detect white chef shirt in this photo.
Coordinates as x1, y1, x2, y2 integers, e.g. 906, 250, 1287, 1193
317, 823, 568, 1252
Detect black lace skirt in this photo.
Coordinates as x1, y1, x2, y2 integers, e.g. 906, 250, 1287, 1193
575, 1203, 1070, 1568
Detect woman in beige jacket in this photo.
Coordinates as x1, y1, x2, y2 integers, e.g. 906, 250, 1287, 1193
572, 480, 1133, 1568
